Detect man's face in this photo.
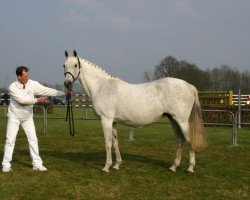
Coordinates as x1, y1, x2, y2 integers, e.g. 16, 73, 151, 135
18, 70, 29, 84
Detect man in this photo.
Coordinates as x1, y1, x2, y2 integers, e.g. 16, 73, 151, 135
2, 66, 65, 172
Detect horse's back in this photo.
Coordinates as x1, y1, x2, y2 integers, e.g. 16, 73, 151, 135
142, 77, 196, 108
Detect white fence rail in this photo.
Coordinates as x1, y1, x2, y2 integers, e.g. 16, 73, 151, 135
232, 94, 250, 105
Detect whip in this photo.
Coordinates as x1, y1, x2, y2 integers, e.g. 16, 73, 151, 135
65, 90, 75, 136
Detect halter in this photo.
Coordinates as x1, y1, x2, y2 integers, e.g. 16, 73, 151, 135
64, 56, 81, 83
64, 56, 81, 136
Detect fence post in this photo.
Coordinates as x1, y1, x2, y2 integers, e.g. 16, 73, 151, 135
128, 126, 134, 141
232, 114, 238, 146
228, 91, 233, 105
4, 105, 8, 116
41, 106, 48, 134
238, 89, 241, 129
84, 105, 88, 118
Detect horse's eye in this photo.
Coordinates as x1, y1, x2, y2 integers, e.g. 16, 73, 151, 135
63, 64, 65, 68
74, 64, 77, 68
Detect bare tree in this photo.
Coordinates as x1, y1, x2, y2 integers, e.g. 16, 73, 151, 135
149, 56, 210, 91
177, 61, 210, 90
207, 67, 221, 90
153, 56, 181, 79
208, 65, 241, 92
143, 70, 153, 82
240, 70, 250, 93
144, 55, 250, 93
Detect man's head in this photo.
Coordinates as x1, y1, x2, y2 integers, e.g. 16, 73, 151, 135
16, 66, 29, 84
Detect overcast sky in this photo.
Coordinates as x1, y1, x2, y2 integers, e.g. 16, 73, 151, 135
0, 0, 249, 88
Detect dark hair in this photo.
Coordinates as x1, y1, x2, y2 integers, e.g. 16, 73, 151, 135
16, 66, 29, 77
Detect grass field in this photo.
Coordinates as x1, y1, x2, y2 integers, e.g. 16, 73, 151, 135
0, 106, 249, 200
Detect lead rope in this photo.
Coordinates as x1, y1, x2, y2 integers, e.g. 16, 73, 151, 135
65, 90, 75, 136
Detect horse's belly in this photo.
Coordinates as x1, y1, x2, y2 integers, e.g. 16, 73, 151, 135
114, 111, 163, 127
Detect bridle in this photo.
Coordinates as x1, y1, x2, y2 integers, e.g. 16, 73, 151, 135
64, 56, 81, 83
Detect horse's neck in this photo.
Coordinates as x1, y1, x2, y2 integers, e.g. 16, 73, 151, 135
78, 59, 115, 100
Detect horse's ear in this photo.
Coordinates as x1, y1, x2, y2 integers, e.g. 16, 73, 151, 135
65, 51, 68, 58
73, 50, 77, 57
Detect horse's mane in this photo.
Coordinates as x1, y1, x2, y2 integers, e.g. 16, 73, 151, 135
80, 57, 118, 79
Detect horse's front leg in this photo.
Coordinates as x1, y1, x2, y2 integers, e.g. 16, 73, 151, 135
112, 126, 122, 170
101, 117, 113, 173
187, 148, 195, 173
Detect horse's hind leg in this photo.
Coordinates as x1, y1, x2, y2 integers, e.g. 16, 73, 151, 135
169, 118, 185, 172
172, 119, 196, 173
101, 117, 113, 172
169, 140, 183, 172
112, 125, 122, 170
177, 121, 196, 173
187, 148, 195, 173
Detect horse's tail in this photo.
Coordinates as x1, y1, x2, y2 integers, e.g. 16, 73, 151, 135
189, 89, 207, 151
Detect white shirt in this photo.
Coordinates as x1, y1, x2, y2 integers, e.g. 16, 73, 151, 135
8, 79, 65, 120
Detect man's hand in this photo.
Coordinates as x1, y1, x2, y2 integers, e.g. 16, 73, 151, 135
66, 90, 72, 97
37, 96, 48, 103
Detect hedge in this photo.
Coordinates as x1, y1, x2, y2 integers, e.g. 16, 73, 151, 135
201, 104, 250, 126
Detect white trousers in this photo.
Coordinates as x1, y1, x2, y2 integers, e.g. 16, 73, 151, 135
2, 117, 43, 168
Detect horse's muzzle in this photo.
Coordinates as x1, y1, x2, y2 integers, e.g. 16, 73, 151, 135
64, 80, 72, 89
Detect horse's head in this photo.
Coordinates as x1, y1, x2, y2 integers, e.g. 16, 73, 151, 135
63, 50, 81, 90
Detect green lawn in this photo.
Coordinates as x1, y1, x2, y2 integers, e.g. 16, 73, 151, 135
0, 106, 249, 199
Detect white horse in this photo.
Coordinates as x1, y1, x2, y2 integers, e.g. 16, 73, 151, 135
63, 50, 207, 173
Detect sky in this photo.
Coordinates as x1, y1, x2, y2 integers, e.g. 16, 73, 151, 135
0, 0, 250, 88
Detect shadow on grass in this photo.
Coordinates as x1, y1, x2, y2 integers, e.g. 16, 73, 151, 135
10, 149, 171, 170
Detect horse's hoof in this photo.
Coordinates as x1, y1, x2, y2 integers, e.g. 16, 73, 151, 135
187, 165, 194, 173
187, 171, 194, 175
187, 169, 194, 174
102, 168, 109, 173
169, 166, 176, 172
113, 165, 119, 170
113, 161, 122, 170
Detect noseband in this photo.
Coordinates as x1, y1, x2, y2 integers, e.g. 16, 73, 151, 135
64, 56, 81, 83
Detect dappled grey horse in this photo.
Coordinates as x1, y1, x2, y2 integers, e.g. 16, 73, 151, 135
63, 50, 207, 173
